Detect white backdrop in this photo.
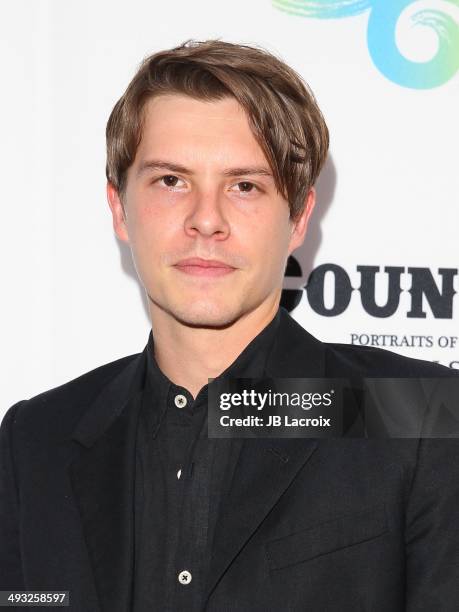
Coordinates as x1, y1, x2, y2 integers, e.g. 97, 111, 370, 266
2, 0, 458, 416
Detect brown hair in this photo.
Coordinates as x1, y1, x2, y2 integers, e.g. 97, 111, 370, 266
106, 39, 329, 220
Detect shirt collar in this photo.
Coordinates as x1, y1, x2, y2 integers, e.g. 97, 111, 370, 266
145, 306, 282, 406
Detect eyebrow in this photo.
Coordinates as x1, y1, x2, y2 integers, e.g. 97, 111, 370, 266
136, 159, 273, 179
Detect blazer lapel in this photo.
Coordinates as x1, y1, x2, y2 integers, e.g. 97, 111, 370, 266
67, 351, 147, 612
204, 309, 326, 604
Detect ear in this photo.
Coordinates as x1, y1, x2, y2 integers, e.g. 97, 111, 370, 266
287, 187, 316, 255
107, 182, 129, 243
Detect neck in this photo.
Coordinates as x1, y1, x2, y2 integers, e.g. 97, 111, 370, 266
149, 300, 280, 399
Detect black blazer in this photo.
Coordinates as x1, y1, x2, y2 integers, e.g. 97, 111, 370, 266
1, 309, 459, 611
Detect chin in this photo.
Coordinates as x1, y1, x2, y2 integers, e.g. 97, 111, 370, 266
168, 300, 243, 330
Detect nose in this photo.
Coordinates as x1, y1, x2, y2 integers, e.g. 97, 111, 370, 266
184, 187, 230, 240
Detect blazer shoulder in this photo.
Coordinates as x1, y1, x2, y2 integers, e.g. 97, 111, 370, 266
324, 341, 457, 378
2, 353, 141, 430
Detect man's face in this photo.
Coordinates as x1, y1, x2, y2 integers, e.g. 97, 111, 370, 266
108, 94, 314, 328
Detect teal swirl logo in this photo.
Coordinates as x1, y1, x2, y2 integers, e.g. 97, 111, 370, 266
272, 0, 459, 89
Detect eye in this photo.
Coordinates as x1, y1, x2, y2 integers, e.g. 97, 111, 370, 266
233, 181, 260, 194
157, 175, 185, 189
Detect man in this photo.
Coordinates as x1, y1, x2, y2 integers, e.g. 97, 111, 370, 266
1, 39, 458, 612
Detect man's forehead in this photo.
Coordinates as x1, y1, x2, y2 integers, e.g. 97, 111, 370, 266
135, 94, 272, 175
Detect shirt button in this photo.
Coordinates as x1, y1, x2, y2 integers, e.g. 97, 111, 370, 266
176, 467, 182, 480
178, 569, 192, 585
174, 394, 187, 409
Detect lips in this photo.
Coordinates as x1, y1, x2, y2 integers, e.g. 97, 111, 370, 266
173, 257, 236, 277
175, 257, 234, 269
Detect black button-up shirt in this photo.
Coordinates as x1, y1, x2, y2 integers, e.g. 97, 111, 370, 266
132, 308, 281, 611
